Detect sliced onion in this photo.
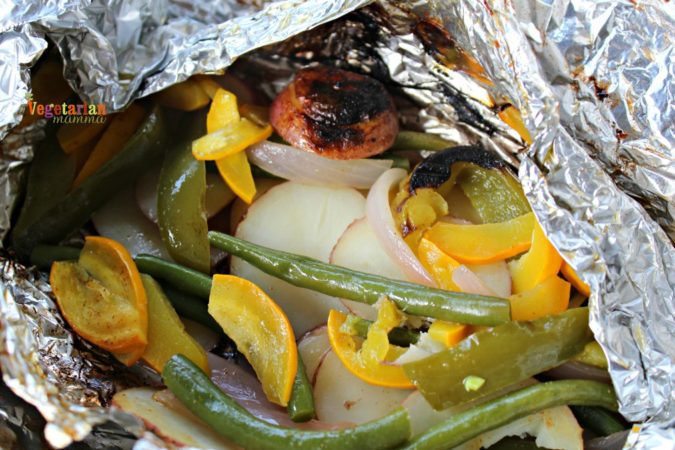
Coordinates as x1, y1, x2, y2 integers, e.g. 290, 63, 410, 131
208, 354, 340, 430
543, 360, 612, 383
451, 265, 494, 295
366, 169, 435, 286
247, 141, 393, 189
467, 260, 512, 297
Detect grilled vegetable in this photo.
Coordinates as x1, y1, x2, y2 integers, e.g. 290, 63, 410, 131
163, 355, 412, 450
403, 307, 593, 409
400, 380, 616, 450
270, 66, 398, 160
210, 231, 512, 326
140, 275, 209, 373
12, 106, 168, 260
50, 237, 148, 365
157, 111, 210, 273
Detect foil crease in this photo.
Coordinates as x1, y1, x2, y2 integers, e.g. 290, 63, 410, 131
396, 0, 674, 444
0, 0, 673, 449
0, 256, 150, 448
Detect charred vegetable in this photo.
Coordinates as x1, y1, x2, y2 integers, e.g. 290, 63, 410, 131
270, 66, 398, 160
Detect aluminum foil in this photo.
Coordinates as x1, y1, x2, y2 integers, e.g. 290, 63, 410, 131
0, 0, 674, 448
394, 0, 675, 443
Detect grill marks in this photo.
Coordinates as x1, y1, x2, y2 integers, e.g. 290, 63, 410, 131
270, 66, 399, 160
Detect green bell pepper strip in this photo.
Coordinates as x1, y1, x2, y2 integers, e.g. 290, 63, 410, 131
456, 164, 530, 224
11, 124, 76, 258
163, 355, 411, 450
208, 231, 511, 326
286, 358, 316, 423
390, 131, 454, 152
403, 307, 593, 410
11, 105, 168, 261
157, 113, 210, 273
400, 380, 617, 450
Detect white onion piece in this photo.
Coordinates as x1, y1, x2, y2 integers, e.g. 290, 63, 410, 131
247, 141, 393, 190
92, 187, 171, 259
208, 354, 339, 430
467, 260, 512, 297
365, 169, 435, 286
451, 265, 494, 296
135, 167, 160, 223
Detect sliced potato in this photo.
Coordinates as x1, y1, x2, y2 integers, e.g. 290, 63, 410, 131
112, 388, 238, 449
232, 182, 365, 335
297, 325, 330, 384
229, 178, 281, 232
313, 350, 411, 425
330, 218, 406, 320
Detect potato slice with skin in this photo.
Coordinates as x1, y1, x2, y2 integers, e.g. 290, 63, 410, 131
232, 182, 364, 335
313, 349, 411, 425
297, 325, 330, 385
113, 388, 239, 449
140, 275, 209, 374
330, 218, 407, 321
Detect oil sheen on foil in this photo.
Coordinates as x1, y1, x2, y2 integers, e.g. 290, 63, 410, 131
0, 0, 673, 448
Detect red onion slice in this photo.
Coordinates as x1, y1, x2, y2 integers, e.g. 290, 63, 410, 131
247, 141, 393, 189
208, 354, 342, 430
366, 169, 435, 286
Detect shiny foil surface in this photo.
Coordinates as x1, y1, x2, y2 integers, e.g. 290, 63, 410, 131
0, 0, 673, 448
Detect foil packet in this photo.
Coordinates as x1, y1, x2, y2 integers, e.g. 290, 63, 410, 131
1, 0, 673, 448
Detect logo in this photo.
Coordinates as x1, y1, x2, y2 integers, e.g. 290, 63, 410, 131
25, 91, 107, 124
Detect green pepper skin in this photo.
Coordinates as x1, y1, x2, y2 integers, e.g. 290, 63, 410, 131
163, 355, 411, 450
286, 358, 316, 423
157, 114, 210, 273
403, 308, 593, 409
457, 165, 530, 224
12, 106, 168, 261
400, 380, 617, 450
208, 231, 511, 326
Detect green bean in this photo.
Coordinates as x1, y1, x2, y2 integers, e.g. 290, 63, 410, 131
390, 131, 454, 152
163, 355, 411, 450
30, 245, 80, 270
348, 315, 420, 346
400, 380, 617, 450
286, 358, 316, 423
208, 232, 511, 326
571, 405, 626, 437
134, 254, 211, 300
30, 246, 220, 332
